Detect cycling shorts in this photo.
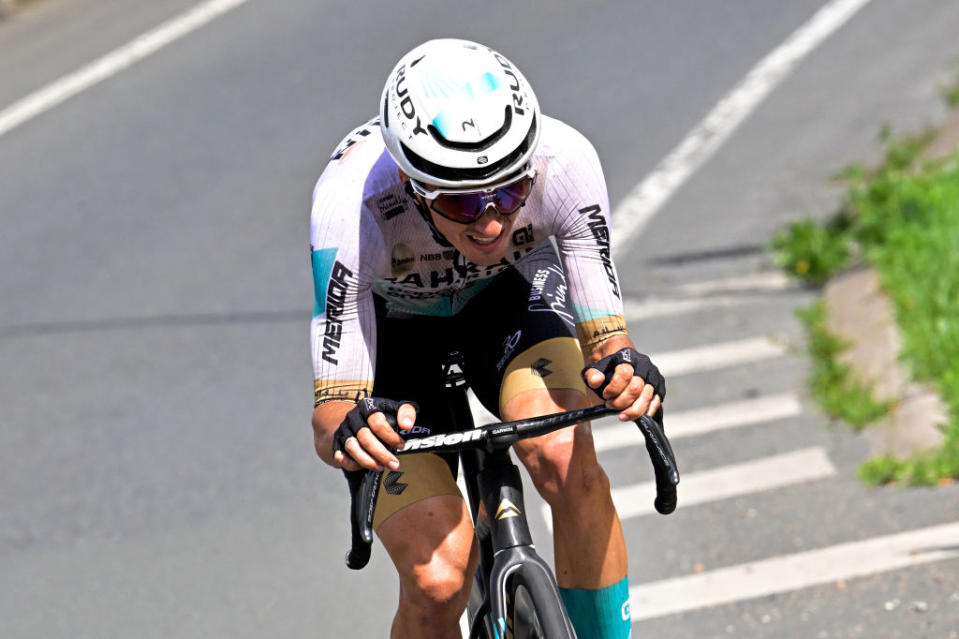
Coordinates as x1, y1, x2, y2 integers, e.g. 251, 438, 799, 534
370, 241, 589, 530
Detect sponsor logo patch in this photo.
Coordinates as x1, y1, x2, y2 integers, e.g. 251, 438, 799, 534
578, 204, 620, 299
401, 429, 484, 452
497, 330, 523, 371
321, 261, 356, 365
384, 471, 408, 495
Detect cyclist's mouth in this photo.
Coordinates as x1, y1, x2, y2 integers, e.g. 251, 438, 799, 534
465, 227, 508, 251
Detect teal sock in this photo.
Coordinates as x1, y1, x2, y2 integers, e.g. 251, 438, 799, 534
559, 576, 632, 638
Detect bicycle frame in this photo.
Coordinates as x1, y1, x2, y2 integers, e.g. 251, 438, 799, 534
451, 389, 576, 638
461, 445, 576, 637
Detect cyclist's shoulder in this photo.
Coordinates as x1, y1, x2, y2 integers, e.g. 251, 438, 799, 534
535, 115, 603, 173
537, 115, 600, 158
311, 119, 405, 236
312, 118, 400, 203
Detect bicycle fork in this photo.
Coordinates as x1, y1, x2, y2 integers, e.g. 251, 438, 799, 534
466, 450, 575, 638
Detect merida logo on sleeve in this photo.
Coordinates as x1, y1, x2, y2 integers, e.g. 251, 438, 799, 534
578, 204, 620, 299
321, 261, 356, 365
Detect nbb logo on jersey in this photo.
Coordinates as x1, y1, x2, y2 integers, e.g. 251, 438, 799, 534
312, 248, 357, 366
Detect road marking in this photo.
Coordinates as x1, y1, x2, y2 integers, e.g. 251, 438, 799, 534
629, 521, 959, 622
592, 392, 802, 453
615, 447, 834, 520
611, 0, 875, 245
671, 272, 795, 296
542, 447, 834, 529
0, 0, 250, 139
624, 295, 771, 321
655, 337, 787, 377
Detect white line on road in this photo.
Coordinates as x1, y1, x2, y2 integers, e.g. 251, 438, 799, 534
623, 295, 774, 321
542, 447, 834, 529
592, 392, 802, 453
629, 521, 959, 622
0, 0, 250, 139
613, 447, 835, 521
611, 0, 875, 245
671, 272, 795, 296
655, 337, 787, 377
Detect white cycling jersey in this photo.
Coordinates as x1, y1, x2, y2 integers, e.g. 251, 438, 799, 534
310, 115, 627, 405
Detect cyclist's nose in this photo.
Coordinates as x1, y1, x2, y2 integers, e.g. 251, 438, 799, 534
471, 203, 507, 233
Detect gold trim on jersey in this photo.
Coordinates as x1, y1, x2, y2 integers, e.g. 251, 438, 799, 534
575, 314, 628, 357
314, 379, 373, 407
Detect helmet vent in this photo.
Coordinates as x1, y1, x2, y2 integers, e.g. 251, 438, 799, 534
427, 106, 512, 152
401, 114, 537, 183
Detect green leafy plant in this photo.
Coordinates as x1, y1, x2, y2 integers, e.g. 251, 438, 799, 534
771, 218, 851, 286
796, 301, 892, 429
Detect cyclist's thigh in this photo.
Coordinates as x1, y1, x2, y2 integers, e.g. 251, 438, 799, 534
369, 297, 464, 528
462, 241, 588, 418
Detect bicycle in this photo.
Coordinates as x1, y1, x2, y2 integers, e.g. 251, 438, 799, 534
342, 353, 679, 638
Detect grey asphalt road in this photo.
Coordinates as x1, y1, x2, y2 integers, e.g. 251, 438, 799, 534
2, 1, 959, 637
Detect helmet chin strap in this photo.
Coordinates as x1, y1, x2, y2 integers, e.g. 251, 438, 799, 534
405, 180, 454, 248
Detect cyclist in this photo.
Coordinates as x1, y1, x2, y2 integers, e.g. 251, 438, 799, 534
310, 39, 665, 639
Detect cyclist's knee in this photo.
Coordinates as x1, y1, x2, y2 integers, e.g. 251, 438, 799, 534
379, 496, 477, 625
402, 557, 472, 612
512, 425, 610, 508
524, 441, 610, 507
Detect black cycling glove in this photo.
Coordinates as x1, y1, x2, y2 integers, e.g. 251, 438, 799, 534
581, 347, 666, 402
331, 397, 419, 457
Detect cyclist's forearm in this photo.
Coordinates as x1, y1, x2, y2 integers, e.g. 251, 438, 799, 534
313, 401, 355, 467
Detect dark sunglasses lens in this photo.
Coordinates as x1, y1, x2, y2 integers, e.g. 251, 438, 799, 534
432, 192, 486, 223
429, 175, 533, 223
492, 178, 533, 213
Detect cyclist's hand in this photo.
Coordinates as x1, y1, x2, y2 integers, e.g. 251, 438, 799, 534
582, 347, 665, 421
332, 398, 418, 472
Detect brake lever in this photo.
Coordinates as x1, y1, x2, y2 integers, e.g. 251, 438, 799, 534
635, 411, 679, 515
344, 469, 382, 570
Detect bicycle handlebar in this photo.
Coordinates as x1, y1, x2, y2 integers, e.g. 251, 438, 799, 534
344, 406, 679, 570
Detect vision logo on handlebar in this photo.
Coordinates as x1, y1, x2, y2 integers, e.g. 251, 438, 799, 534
401, 428, 484, 452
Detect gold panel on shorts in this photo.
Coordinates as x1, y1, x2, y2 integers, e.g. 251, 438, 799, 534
372, 452, 463, 530
575, 314, 628, 356
499, 337, 588, 412
314, 379, 373, 406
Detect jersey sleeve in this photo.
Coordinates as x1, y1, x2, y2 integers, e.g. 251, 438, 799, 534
543, 123, 628, 356
309, 160, 387, 407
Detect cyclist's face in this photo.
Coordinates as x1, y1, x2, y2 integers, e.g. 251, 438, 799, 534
428, 202, 516, 266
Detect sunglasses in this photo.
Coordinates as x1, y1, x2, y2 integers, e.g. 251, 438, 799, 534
408, 167, 536, 224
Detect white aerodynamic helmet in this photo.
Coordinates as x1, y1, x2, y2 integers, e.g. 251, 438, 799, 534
379, 39, 541, 189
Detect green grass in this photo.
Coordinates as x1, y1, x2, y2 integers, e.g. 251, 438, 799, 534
796, 301, 892, 429
771, 217, 851, 286
942, 63, 959, 107
773, 131, 959, 485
